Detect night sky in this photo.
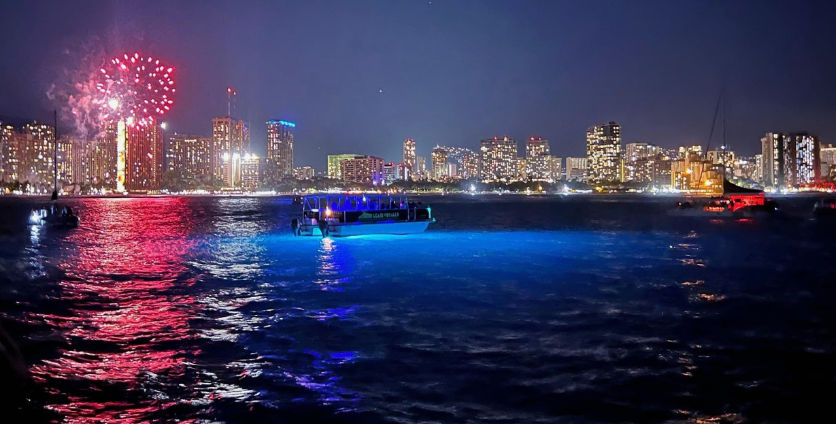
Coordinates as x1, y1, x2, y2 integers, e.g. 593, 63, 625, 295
1, 0, 835, 168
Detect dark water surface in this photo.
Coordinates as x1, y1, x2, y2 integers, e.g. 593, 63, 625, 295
1, 195, 835, 423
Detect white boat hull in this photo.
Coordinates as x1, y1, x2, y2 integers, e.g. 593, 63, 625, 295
300, 220, 433, 237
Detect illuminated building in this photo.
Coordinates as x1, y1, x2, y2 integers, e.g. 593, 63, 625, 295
0, 124, 20, 182
821, 144, 836, 170
293, 166, 315, 180
733, 156, 759, 182
706, 148, 735, 176
56, 136, 76, 184
383, 162, 398, 184
402, 138, 415, 179
625, 142, 660, 163
168, 135, 213, 178
125, 122, 164, 191
441, 147, 479, 179
785, 132, 820, 186
339, 155, 384, 184
480, 136, 517, 181
241, 153, 260, 189
212, 117, 249, 185
565, 157, 588, 182
586, 122, 622, 182
431, 146, 449, 180
327, 154, 362, 179
551, 157, 563, 181
416, 156, 427, 178
753, 154, 763, 184
651, 157, 672, 188
525, 137, 551, 180
21, 121, 55, 184
760, 132, 786, 188
516, 158, 528, 181
266, 120, 294, 180
447, 163, 457, 178
86, 124, 118, 187
623, 143, 666, 184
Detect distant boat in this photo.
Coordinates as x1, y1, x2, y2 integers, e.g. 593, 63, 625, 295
292, 194, 435, 237
813, 198, 836, 218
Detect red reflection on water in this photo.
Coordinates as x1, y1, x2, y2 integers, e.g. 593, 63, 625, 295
29, 198, 201, 423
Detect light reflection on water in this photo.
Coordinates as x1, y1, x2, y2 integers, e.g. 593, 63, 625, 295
0, 196, 834, 423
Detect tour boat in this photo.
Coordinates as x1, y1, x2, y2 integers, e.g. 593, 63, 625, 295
292, 194, 435, 237
29, 206, 80, 228
668, 179, 775, 218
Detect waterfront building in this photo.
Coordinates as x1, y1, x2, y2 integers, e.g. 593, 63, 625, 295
551, 157, 563, 181
0, 124, 20, 182
586, 122, 622, 182
125, 122, 164, 191
86, 124, 117, 187
753, 154, 764, 184
293, 166, 315, 180
340, 155, 384, 184
327, 154, 362, 179
761, 132, 786, 188
383, 162, 398, 184
21, 121, 55, 185
221, 152, 241, 187
212, 117, 249, 182
480, 136, 517, 181
785, 133, 820, 186
431, 146, 449, 180
565, 157, 588, 182
55, 135, 76, 184
525, 137, 551, 180
266, 120, 295, 180
241, 154, 260, 189
168, 135, 213, 178
402, 138, 415, 179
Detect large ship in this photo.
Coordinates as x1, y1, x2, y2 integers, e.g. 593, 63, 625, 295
292, 194, 435, 237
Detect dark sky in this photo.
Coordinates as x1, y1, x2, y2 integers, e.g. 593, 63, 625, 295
1, 0, 835, 168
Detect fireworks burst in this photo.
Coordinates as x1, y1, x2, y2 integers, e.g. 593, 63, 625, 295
96, 52, 176, 126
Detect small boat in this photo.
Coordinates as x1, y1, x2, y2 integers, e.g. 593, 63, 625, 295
292, 194, 435, 237
813, 198, 836, 218
29, 206, 80, 228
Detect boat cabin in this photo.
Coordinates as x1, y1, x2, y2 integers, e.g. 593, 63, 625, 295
301, 194, 431, 224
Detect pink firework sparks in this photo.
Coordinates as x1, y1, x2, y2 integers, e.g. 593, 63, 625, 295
96, 52, 176, 126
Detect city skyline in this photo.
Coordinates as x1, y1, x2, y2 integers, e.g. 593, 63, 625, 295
2, 1, 836, 166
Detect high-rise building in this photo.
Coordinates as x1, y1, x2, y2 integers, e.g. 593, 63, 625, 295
785, 133, 820, 186
416, 156, 427, 178
56, 136, 75, 184
480, 136, 517, 181
678, 145, 703, 160
443, 147, 479, 180
431, 147, 449, 180
402, 138, 416, 178
124, 122, 164, 191
706, 148, 735, 176
340, 155, 384, 184
551, 157, 563, 181
753, 154, 764, 184
266, 120, 295, 180
20, 121, 55, 185
86, 125, 117, 187
293, 166, 315, 180
241, 154, 260, 189
212, 117, 249, 182
327, 154, 362, 179
168, 135, 213, 178
0, 124, 20, 182
565, 157, 588, 182
761, 132, 786, 188
586, 122, 622, 182
525, 137, 551, 180
221, 152, 242, 187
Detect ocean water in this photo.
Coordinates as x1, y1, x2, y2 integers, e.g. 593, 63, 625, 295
0, 194, 835, 423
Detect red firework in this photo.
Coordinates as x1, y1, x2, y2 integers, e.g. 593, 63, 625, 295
96, 52, 175, 126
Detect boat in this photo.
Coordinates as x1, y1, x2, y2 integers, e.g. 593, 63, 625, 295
29, 205, 80, 228
668, 179, 775, 218
292, 194, 435, 237
813, 198, 836, 218
292, 195, 303, 205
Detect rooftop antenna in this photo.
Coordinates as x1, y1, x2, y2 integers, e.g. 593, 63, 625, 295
227, 87, 236, 117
